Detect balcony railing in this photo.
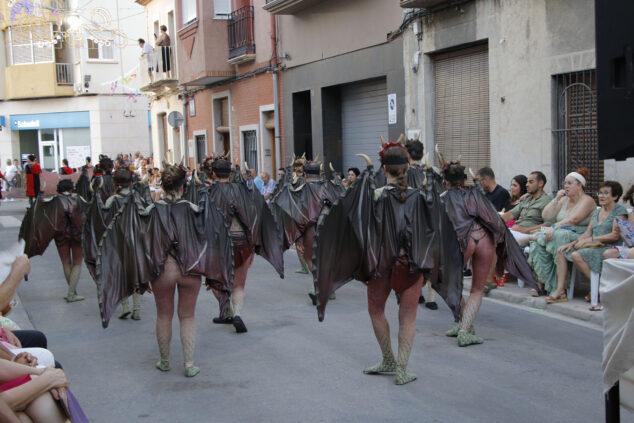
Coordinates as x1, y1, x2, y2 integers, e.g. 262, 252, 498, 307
228, 6, 255, 63
262, 0, 322, 15
399, 0, 453, 9
139, 45, 177, 90
55, 63, 73, 85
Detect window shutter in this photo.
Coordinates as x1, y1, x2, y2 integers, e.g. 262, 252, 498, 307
214, 0, 231, 19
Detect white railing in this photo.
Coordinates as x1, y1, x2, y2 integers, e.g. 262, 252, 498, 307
139, 45, 176, 88
55, 63, 73, 85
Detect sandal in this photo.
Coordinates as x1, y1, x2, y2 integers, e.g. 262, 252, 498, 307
530, 289, 540, 297
546, 293, 568, 304
585, 293, 591, 303
589, 305, 603, 311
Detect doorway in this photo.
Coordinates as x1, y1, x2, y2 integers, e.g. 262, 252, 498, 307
38, 128, 62, 172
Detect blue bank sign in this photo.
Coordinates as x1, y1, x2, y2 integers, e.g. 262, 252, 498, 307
10, 111, 90, 130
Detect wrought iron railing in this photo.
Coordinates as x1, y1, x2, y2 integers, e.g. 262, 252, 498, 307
228, 6, 255, 59
55, 63, 73, 85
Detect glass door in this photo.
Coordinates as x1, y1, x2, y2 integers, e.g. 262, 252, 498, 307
38, 129, 59, 171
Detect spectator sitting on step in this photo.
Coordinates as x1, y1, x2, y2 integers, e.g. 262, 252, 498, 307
507, 174, 527, 214
557, 181, 627, 310
500, 171, 551, 246
528, 168, 596, 302
477, 167, 510, 212
604, 184, 634, 260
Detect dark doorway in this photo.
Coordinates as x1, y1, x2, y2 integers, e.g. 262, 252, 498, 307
292, 90, 313, 159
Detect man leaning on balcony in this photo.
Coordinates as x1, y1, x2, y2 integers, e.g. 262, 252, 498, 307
139, 38, 154, 82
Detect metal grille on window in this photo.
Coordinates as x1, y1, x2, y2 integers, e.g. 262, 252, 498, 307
553, 70, 602, 196
433, 45, 490, 177
243, 130, 258, 173
195, 135, 206, 165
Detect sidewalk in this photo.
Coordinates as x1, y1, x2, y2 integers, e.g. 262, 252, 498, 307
464, 277, 603, 327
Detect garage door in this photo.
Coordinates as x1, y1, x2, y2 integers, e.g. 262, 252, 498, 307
434, 45, 490, 174
341, 78, 388, 171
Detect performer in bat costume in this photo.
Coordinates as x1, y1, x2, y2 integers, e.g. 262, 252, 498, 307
82, 166, 150, 320
201, 157, 284, 333
74, 164, 92, 201
90, 155, 115, 203
441, 161, 541, 346
270, 157, 344, 304
96, 164, 234, 376
313, 142, 464, 385
19, 179, 90, 302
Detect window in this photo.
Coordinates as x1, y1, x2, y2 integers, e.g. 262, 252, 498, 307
181, 0, 197, 26
214, 0, 231, 19
188, 98, 196, 117
7, 24, 54, 65
87, 39, 114, 61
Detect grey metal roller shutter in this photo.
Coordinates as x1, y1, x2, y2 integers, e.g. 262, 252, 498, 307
342, 78, 388, 170
434, 45, 490, 174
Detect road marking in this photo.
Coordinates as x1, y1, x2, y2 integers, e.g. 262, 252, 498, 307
0, 216, 21, 228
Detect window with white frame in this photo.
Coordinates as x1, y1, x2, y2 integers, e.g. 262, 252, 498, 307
214, 0, 231, 19
182, 0, 197, 26
7, 24, 54, 65
87, 38, 114, 61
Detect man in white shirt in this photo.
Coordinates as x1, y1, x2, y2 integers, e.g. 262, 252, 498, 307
259, 172, 277, 203
138, 38, 154, 81
4, 159, 18, 193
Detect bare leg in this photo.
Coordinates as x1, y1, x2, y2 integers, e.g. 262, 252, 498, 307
550, 250, 570, 300
571, 251, 592, 279
23, 393, 67, 423
458, 234, 494, 347
66, 242, 83, 302
55, 243, 71, 300
364, 277, 395, 375
603, 249, 619, 260
177, 274, 201, 377
151, 259, 178, 371
231, 253, 253, 333
395, 275, 424, 385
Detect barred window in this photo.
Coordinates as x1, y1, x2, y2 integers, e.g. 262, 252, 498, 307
7, 24, 54, 65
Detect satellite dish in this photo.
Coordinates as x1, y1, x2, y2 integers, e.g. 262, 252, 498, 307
167, 111, 184, 127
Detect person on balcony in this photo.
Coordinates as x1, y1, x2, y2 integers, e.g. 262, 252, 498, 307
156, 25, 171, 77
138, 38, 154, 81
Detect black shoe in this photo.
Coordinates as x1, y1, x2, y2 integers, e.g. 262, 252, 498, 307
233, 316, 247, 333
308, 293, 317, 306
418, 295, 425, 304
463, 269, 472, 277
425, 302, 438, 310
213, 316, 233, 324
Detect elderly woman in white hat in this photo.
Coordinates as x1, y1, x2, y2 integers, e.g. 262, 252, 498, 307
527, 168, 596, 302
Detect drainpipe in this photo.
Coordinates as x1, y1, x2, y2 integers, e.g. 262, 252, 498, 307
182, 95, 189, 166
271, 13, 282, 175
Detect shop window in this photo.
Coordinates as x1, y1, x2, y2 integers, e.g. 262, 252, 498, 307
87, 38, 114, 61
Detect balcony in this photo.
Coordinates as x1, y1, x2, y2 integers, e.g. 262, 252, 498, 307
5, 62, 74, 99
228, 6, 256, 65
139, 46, 178, 92
262, 0, 322, 15
399, 0, 453, 8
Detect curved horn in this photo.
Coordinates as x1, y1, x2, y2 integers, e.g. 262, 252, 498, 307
422, 175, 427, 185
301, 152, 306, 160
313, 153, 319, 162
457, 154, 462, 164
425, 152, 431, 169
99, 178, 104, 189
244, 161, 249, 171
414, 132, 420, 141
194, 168, 202, 184
356, 153, 372, 167
396, 134, 405, 145
320, 163, 323, 171
469, 168, 476, 180
435, 144, 447, 168
89, 183, 94, 193
380, 135, 386, 146
329, 162, 335, 172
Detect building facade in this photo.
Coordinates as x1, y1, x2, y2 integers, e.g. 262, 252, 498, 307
401, 0, 634, 193
0, 0, 151, 170
267, 0, 405, 172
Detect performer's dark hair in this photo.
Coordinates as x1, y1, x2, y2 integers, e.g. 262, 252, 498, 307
444, 162, 466, 187
600, 181, 623, 202
211, 159, 232, 179
161, 166, 187, 194
304, 161, 320, 176
27, 154, 35, 162
511, 174, 528, 202
85, 156, 91, 163
99, 155, 114, 175
477, 167, 495, 180
624, 184, 634, 206
348, 167, 360, 177
56, 179, 74, 194
113, 167, 133, 188
405, 140, 424, 161
530, 171, 547, 187
62, 159, 69, 166
382, 146, 409, 203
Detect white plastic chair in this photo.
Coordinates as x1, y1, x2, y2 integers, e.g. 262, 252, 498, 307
568, 267, 600, 305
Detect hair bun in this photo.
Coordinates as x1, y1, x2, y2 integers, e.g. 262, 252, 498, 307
576, 167, 589, 180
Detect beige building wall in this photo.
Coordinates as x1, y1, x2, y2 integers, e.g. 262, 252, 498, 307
277, 0, 403, 69
149, 94, 183, 161
403, 0, 634, 193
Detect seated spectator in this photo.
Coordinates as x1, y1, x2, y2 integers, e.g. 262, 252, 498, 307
556, 181, 628, 310
508, 174, 527, 213
477, 167, 510, 212
528, 168, 596, 301
259, 172, 276, 202
604, 184, 634, 260
500, 171, 551, 246
344, 167, 360, 188
0, 359, 70, 423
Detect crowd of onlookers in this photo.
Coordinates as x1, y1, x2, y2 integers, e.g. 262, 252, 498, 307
476, 166, 633, 310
